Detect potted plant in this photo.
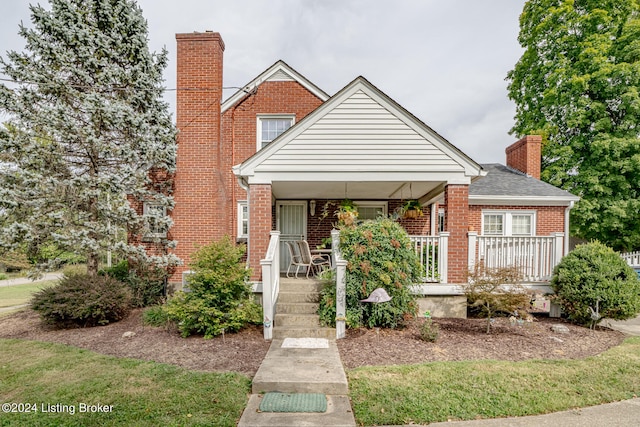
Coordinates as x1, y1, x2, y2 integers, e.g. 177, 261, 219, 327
336, 198, 358, 226
402, 199, 423, 219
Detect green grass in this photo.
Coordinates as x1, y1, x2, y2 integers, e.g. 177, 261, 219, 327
349, 337, 640, 426
0, 281, 57, 308
0, 339, 250, 427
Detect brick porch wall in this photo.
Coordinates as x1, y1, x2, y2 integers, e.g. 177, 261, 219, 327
249, 184, 273, 281
444, 184, 469, 283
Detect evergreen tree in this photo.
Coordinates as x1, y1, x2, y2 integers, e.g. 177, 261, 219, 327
507, 0, 640, 251
0, 0, 179, 275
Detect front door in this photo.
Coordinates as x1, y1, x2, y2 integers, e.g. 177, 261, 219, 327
276, 201, 307, 273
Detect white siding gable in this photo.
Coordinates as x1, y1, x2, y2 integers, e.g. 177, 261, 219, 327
254, 89, 464, 173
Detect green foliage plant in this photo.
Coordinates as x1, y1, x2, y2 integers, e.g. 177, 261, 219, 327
419, 311, 439, 342
507, 0, 640, 250
164, 236, 262, 338
551, 241, 640, 326
101, 260, 166, 307
142, 305, 170, 328
31, 273, 132, 327
464, 264, 531, 333
319, 218, 422, 329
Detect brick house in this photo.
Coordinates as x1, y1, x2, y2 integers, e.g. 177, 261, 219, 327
168, 32, 578, 316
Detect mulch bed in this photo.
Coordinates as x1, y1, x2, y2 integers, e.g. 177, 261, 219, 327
0, 309, 626, 376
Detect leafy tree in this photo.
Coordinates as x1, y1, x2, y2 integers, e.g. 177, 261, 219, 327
0, 0, 178, 275
507, 0, 640, 251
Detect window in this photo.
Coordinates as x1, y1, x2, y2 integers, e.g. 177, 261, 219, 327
143, 202, 167, 239
438, 208, 445, 233
237, 201, 249, 238
257, 115, 294, 150
356, 202, 387, 220
481, 211, 535, 236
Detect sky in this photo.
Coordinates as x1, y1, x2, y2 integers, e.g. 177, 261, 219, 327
0, 0, 527, 164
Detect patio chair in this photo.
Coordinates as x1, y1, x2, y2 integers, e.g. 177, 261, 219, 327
285, 240, 306, 278
296, 240, 331, 278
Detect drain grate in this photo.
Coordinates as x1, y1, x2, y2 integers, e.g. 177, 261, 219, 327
259, 392, 327, 413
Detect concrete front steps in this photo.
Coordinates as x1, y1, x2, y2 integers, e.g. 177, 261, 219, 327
237, 277, 355, 426
274, 277, 335, 340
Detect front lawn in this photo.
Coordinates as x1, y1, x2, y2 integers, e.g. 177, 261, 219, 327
349, 337, 640, 425
0, 339, 250, 427
0, 281, 56, 309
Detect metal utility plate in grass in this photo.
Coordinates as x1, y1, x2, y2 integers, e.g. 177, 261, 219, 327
259, 392, 327, 413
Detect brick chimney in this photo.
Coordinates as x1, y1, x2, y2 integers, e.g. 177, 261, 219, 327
505, 135, 541, 179
171, 32, 225, 285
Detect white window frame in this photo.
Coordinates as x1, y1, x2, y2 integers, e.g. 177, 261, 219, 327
143, 202, 167, 239
257, 115, 295, 150
481, 210, 536, 236
237, 201, 249, 238
355, 201, 388, 220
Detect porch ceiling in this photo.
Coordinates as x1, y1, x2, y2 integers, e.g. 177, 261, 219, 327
271, 180, 443, 200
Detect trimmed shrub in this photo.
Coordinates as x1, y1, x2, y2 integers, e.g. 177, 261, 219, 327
31, 273, 132, 327
319, 218, 422, 329
164, 236, 262, 338
551, 241, 640, 326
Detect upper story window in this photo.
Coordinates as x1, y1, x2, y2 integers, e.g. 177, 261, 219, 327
481, 210, 536, 236
257, 115, 294, 150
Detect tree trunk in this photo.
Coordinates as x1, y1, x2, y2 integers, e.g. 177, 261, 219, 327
87, 252, 100, 276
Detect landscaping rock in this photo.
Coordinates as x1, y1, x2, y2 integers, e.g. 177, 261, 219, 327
122, 331, 136, 338
551, 324, 570, 334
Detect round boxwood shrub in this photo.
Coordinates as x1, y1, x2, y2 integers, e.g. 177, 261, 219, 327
551, 241, 640, 326
31, 273, 132, 327
319, 217, 422, 329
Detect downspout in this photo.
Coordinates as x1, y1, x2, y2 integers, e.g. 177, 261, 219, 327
564, 201, 574, 255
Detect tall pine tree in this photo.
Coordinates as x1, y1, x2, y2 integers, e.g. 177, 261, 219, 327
507, 0, 640, 251
0, 0, 179, 275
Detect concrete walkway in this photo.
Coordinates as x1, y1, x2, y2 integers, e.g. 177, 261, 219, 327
0, 272, 62, 287
237, 338, 356, 427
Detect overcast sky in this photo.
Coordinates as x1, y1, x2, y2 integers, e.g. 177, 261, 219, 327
1, 0, 527, 164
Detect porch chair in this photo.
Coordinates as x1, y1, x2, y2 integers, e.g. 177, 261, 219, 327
296, 240, 331, 279
285, 240, 306, 278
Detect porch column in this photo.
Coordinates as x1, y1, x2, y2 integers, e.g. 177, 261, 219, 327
444, 184, 469, 283
249, 184, 273, 281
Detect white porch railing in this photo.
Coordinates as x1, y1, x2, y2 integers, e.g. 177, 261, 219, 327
468, 232, 564, 282
409, 232, 449, 283
331, 229, 347, 339
621, 251, 640, 267
260, 231, 280, 340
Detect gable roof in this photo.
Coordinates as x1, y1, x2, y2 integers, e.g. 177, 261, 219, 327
234, 76, 484, 186
221, 60, 329, 113
470, 164, 579, 205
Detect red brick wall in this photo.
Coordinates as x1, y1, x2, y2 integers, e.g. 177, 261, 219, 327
444, 185, 469, 283
220, 81, 324, 243
170, 32, 225, 283
505, 135, 541, 179
469, 205, 566, 235
248, 184, 273, 281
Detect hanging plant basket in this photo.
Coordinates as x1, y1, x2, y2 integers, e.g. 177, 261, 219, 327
402, 200, 423, 219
